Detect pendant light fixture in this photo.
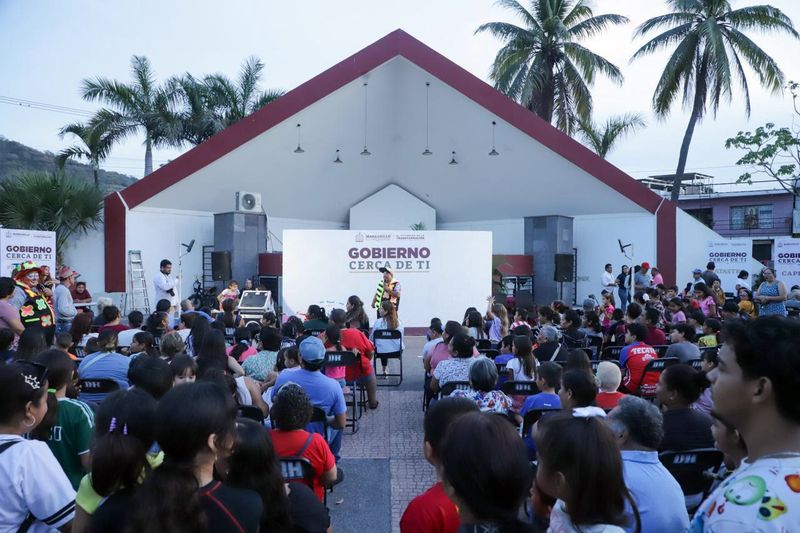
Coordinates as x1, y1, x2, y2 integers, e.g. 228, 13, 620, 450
361, 82, 371, 156
489, 120, 499, 156
294, 123, 304, 153
422, 82, 432, 155
449, 150, 458, 165
334, 149, 343, 164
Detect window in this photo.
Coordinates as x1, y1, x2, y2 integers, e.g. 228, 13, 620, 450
685, 208, 713, 229
730, 205, 773, 230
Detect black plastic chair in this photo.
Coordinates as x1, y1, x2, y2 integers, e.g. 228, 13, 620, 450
237, 405, 265, 424
78, 378, 120, 395
439, 381, 471, 397
324, 351, 361, 433
308, 406, 330, 445
653, 345, 670, 358
475, 339, 492, 350
501, 380, 540, 397
305, 329, 324, 338
659, 448, 723, 512
279, 457, 324, 503
602, 345, 623, 361
688, 358, 704, 370
479, 349, 499, 360
521, 408, 561, 439
638, 357, 680, 398
591, 359, 623, 374
373, 329, 404, 386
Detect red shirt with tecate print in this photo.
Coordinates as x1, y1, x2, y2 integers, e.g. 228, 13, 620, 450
620, 341, 659, 395
400, 481, 459, 533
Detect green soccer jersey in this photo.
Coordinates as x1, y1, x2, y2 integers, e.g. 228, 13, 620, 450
47, 398, 94, 489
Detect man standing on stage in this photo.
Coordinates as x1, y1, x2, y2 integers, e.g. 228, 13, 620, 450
153, 259, 179, 310
372, 266, 401, 316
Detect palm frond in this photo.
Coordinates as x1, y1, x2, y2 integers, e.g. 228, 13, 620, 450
726, 5, 798, 37
568, 13, 629, 40
563, 42, 623, 85
634, 12, 697, 38
725, 27, 786, 93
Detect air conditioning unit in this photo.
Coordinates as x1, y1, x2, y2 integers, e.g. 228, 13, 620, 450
235, 191, 262, 213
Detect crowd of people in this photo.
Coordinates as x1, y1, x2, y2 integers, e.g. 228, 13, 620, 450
1, 258, 799, 532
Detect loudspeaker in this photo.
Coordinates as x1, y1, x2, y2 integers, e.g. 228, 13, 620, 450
554, 254, 574, 282
211, 251, 232, 281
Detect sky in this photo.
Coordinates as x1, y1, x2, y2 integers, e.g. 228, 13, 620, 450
1, 0, 799, 190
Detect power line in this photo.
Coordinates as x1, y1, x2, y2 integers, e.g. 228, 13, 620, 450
0, 95, 95, 118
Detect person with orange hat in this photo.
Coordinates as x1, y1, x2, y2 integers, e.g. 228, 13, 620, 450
9, 261, 55, 344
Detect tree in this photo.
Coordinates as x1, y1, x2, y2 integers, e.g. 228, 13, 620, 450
167, 57, 284, 146
56, 121, 117, 188
633, 0, 798, 202
476, 0, 628, 134
0, 171, 103, 262
576, 113, 645, 158
81, 55, 177, 176
726, 82, 800, 196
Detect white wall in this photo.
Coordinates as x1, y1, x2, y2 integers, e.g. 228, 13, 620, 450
62, 225, 111, 302
349, 184, 436, 231
573, 213, 657, 303
126, 207, 214, 310
437, 218, 524, 254
266, 216, 348, 252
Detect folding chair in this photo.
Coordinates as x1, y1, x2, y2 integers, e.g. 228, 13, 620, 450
521, 408, 561, 439
501, 380, 540, 397
308, 406, 330, 445
237, 405, 265, 424
439, 381, 471, 397
653, 345, 670, 358
78, 378, 119, 396
587, 336, 603, 356
659, 448, 724, 513
324, 351, 361, 433
700, 346, 719, 359
602, 345, 623, 361
688, 358, 703, 371
279, 457, 326, 504
638, 357, 679, 399
591, 359, 623, 374
475, 339, 493, 350
580, 347, 595, 360
373, 329, 403, 386
479, 349, 499, 360
305, 329, 324, 338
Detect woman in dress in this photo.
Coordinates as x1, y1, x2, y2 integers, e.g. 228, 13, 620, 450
756, 267, 788, 317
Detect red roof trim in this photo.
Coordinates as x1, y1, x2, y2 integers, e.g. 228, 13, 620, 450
104, 194, 126, 292
117, 29, 662, 214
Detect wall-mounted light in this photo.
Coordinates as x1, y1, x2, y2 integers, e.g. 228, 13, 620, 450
361, 82, 371, 156
294, 123, 304, 153
334, 149, 343, 164
422, 82, 432, 155
489, 120, 499, 156
449, 150, 458, 165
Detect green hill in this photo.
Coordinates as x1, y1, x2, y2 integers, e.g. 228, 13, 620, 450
0, 136, 137, 193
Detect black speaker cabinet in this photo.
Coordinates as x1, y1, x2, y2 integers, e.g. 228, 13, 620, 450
554, 253, 575, 282
211, 251, 232, 281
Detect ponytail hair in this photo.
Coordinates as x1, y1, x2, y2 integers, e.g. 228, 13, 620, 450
91, 389, 157, 496
133, 331, 159, 358
229, 327, 253, 362
324, 325, 343, 351
128, 382, 236, 532
30, 349, 75, 441
221, 298, 237, 328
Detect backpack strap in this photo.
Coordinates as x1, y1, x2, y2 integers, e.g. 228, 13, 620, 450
0, 439, 20, 454
296, 433, 315, 457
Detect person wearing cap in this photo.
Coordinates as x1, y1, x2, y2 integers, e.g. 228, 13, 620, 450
52, 266, 79, 335
634, 262, 652, 292
371, 266, 401, 317
271, 336, 347, 459
10, 261, 55, 345
691, 268, 704, 285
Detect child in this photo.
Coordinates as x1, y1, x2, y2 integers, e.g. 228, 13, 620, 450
692, 348, 718, 416
494, 335, 515, 389
698, 318, 721, 348
216, 280, 240, 308
536, 410, 640, 532
520, 361, 561, 415
687, 310, 705, 337
510, 308, 529, 330
595, 361, 626, 410
667, 298, 686, 325
321, 325, 346, 388
506, 335, 536, 383
600, 293, 615, 330
169, 354, 198, 386
737, 288, 756, 319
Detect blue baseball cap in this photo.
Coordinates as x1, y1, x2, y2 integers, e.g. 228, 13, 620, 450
299, 336, 326, 363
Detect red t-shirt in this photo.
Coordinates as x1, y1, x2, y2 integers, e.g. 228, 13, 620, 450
340, 328, 375, 380
270, 429, 335, 502
400, 482, 460, 533
596, 391, 626, 411
98, 324, 129, 334
643, 326, 666, 347
620, 342, 659, 396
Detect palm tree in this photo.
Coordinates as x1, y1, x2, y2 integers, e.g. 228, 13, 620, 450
633, 0, 798, 201
0, 171, 103, 263
56, 121, 117, 187
81, 55, 176, 176
203, 56, 284, 127
576, 113, 646, 158
476, 0, 628, 134
167, 57, 284, 146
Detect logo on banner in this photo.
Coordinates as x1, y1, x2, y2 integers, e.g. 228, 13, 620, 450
355, 233, 364, 243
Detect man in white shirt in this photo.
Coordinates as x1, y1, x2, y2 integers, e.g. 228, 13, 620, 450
153, 259, 179, 310
601, 263, 617, 295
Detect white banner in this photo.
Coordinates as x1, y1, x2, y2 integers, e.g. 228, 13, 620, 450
282, 230, 492, 328
0, 229, 57, 278
773, 237, 800, 290
705, 239, 751, 292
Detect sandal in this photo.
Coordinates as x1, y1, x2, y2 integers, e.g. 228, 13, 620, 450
369, 401, 380, 410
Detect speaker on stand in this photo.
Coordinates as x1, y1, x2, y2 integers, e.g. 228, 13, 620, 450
554, 253, 575, 301
211, 251, 232, 281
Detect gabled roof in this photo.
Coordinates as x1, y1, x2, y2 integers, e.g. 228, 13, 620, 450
113, 29, 663, 214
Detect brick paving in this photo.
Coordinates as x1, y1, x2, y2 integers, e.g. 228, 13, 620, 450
333, 337, 436, 533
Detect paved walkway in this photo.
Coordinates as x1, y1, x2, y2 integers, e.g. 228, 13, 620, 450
329, 337, 435, 532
